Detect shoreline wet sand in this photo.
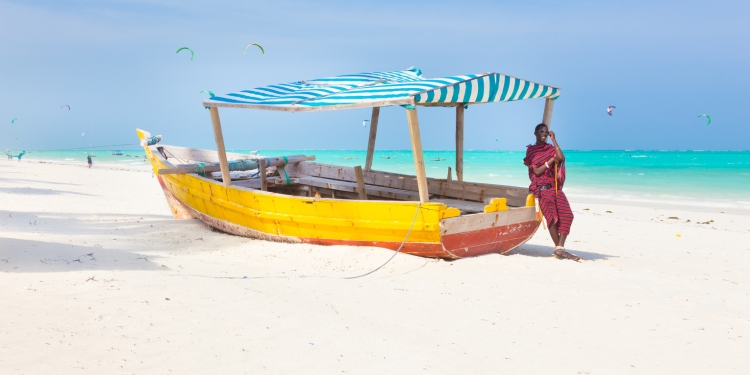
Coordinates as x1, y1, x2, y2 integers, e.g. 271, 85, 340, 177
1, 161, 748, 374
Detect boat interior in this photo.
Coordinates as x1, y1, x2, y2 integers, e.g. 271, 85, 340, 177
153, 145, 532, 217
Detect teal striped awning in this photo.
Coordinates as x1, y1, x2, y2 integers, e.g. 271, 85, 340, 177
204, 67, 560, 112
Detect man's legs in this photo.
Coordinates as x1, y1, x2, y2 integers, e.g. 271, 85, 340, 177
547, 224, 560, 246
541, 190, 577, 259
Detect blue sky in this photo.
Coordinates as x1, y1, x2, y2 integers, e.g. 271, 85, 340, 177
1, 0, 748, 151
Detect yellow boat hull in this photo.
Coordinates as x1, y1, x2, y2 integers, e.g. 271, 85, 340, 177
140, 131, 540, 259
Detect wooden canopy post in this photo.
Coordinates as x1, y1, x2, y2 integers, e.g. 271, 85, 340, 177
364, 107, 380, 170
405, 107, 429, 203
542, 98, 555, 127
354, 166, 368, 200
208, 107, 231, 187
259, 158, 267, 191
455, 105, 464, 182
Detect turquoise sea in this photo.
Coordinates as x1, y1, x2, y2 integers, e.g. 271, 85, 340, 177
12, 149, 750, 211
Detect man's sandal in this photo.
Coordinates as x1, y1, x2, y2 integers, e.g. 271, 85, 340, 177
553, 246, 581, 262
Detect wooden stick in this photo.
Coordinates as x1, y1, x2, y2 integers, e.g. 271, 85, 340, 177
542, 97, 555, 127
259, 158, 267, 191
406, 108, 429, 203
157, 155, 313, 175
209, 107, 231, 187
455, 105, 464, 182
354, 166, 368, 200
447, 167, 452, 181
543, 98, 557, 194
364, 107, 380, 170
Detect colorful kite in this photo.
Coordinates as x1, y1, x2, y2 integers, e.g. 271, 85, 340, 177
199, 90, 215, 98
607, 106, 616, 116
243, 43, 264, 55
82, 132, 87, 137
176, 47, 194, 60
362, 120, 369, 127
698, 114, 711, 126
61, 104, 70, 110
11, 118, 17, 124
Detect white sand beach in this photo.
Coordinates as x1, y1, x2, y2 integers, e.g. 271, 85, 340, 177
1, 161, 748, 374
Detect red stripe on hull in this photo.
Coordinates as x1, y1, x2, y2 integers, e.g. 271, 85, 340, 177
440, 220, 539, 258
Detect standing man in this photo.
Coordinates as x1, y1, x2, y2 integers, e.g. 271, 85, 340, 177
87, 154, 93, 169
523, 123, 579, 261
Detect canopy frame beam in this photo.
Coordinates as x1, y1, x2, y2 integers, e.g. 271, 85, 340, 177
364, 107, 380, 170
208, 107, 231, 187
455, 106, 464, 182
405, 107, 429, 203
542, 98, 554, 127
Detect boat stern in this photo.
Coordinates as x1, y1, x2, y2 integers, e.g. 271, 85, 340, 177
438, 196, 540, 258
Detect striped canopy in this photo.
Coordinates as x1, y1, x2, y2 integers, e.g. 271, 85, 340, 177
204, 67, 560, 112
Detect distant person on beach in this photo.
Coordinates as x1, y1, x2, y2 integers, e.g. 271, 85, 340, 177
87, 155, 93, 169
524, 124, 579, 261
17, 151, 25, 162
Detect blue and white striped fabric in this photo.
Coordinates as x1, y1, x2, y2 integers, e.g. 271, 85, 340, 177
205, 67, 560, 111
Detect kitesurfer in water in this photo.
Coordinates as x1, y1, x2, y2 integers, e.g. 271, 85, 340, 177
87, 154, 92, 169
523, 124, 579, 261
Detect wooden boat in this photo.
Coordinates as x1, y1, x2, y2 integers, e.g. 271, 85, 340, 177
139, 68, 561, 259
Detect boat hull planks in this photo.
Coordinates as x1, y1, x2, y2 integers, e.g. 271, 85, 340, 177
145, 141, 540, 260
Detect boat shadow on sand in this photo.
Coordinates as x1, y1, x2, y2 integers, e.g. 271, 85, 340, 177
0, 210, 218, 274
512, 243, 615, 261
0, 237, 166, 273
0, 186, 93, 196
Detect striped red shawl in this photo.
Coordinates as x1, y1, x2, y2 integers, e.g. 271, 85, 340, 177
523, 143, 566, 196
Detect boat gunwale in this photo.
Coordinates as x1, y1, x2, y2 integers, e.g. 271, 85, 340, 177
151, 144, 532, 209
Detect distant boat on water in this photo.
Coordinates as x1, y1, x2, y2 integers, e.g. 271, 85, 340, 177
111, 151, 124, 156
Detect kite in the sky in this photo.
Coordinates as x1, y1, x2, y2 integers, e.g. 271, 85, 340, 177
362, 120, 369, 127
11, 118, 17, 124
176, 47, 194, 60
199, 90, 215, 98
607, 106, 616, 116
82, 132, 87, 137
698, 114, 711, 126
495, 137, 499, 142
244, 43, 264, 55
61, 104, 70, 110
